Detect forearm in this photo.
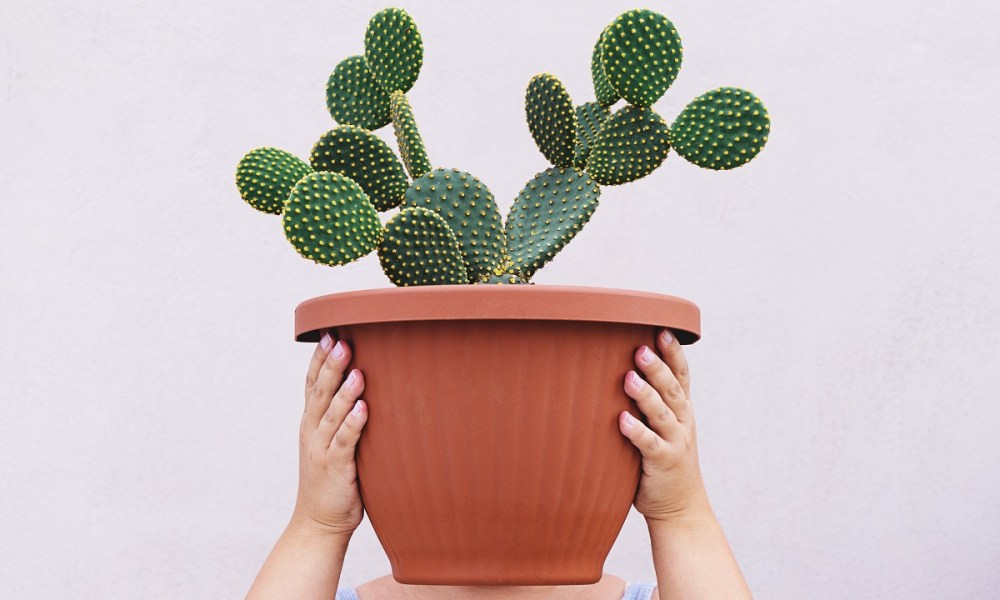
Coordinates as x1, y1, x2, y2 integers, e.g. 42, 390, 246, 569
647, 504, 752, 600
246, 520, 351, 600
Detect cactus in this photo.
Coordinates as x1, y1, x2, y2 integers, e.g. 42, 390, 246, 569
378, 207, 469, 286
236, 148, 313, 215
402, 169, 505, 283
365, 8, 423, 94
505, 167, 600, 280
591, 26, 620, 108
587, 106, 671, 186
525, 74, 577, 169
477, 272, 530, 285
573, 102, 611, 169
310, 126, 409, 211
237, 8, 771, 287
282, 172, 382, 266
670, 87, 771, 171
600, 9, 683, 108
390, 91, 432, 178
325, 55, 392, 131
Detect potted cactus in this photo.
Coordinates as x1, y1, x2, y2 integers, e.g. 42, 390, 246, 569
236, 7, 769, 585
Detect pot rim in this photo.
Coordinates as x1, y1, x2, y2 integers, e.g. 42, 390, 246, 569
294, 284, 701, 344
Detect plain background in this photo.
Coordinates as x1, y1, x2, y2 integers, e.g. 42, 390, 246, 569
2, 0, 999, 598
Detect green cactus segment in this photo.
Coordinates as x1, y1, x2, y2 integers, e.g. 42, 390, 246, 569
390, 91, 432, 179
364, 8, 423, 93
592, 27, 620, 107
573, 102, 611, 169
236, 147, 314, 215
378, 206, 469, 286
402, 168, 504, 282
325, 55, 392, 131
587, 106, 671, 186
601, 9, 683, 107
477, 272, 529, 285
506, 167, 600, 279
525, 74, 577, 168
670, 87, 771, 170
282, 172, 382, 266
309, 126, 409, 212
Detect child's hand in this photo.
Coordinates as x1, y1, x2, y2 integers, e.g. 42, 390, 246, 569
619, 328, 710, 523
290, 331, 368, 538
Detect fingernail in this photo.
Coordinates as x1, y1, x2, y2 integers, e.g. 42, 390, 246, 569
320, 332, 332, 351
333, 340, 345, 359
661, 329, 673, 345
623, 412, 636, 428
345, 370, 357, 387
639, 346, 654, 364
351, 400, 364, 416
629, 371, 645, 388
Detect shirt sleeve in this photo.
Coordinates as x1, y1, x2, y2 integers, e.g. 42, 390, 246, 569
334, 588, 360, 600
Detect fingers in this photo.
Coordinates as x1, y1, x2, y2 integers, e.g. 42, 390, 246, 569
329, 397, 368, 460
304, 330, 335, 408
318, 368, 367, 449
303, 337, 352, 427
624, 369, 680, 438
634, 335, 692, 423
655, 328, 691, 400
618, 410, 669, 462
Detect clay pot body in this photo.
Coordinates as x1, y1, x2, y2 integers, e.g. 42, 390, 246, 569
294, 285, 700, 585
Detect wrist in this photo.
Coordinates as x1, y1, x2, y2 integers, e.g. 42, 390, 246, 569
287, 513, 356, 547
643, 490, 715, 530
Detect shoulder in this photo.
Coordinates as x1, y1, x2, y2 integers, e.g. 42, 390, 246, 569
353, 574, 395, 600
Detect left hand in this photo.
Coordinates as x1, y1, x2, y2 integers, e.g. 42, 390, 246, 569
619, 327, 710, 522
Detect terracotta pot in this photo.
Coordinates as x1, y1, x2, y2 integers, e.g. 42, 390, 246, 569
294, 285, 700, 585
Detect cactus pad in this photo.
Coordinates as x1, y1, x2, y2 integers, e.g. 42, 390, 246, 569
390, 91, 432, 179
402, 168, 505, 282
309, 126, 409, 211
477, 272, 529, 284
670, 87, 770, 170
573, 102, 611, 169
325, 55, 391, 131
506, 167, 600, 279
525, 73, 577, 168
236, 147, 313, 215
591, 27, 620, 107
378, 206, 469, 286
282, 172, 382, 266
600, 9, 683, 107
587, 105, 670, 186
364, 8, 423, 93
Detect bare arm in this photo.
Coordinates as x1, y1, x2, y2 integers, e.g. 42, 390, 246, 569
647, 509, 750, 600
620, 328, 752, 600
247, 333, 369, 599
247, 524, 351, 599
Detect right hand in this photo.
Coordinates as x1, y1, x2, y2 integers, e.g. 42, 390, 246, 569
290, 330, 369, 538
